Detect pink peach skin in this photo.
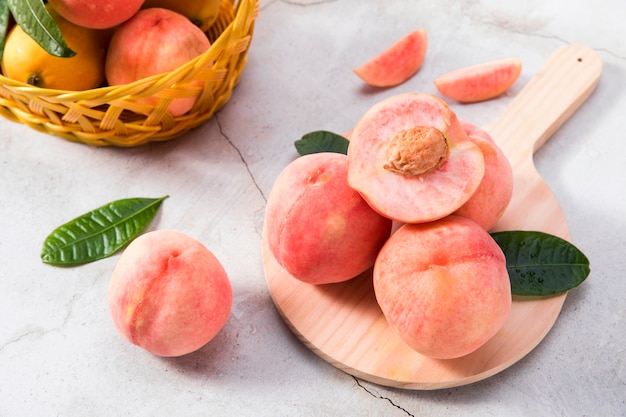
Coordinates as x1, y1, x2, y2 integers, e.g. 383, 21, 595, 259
48, 0, 145, 29
454, 120, 514, 230
265, 152, 392, 284
108, 230, 232, 357
105, 8, 211, 116
373, 215, 512, 359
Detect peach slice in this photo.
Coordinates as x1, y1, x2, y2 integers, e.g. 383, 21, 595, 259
454, 120, 514, 230
265, 152, 392, 284
347, 92, 485, 224
354, 29, 428, 88
434, 57, 522, 102
373, 215, 512, 359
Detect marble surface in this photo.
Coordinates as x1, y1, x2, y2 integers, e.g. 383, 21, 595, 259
1, 1, 625, 416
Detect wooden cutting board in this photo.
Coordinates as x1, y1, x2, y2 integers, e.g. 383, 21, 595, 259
262, 44, 602, 389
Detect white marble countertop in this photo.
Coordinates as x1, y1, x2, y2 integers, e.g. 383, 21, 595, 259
1, 1, 625, 416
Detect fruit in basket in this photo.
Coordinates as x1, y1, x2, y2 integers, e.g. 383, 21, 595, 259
453, 121, 514, 230
434, 57, 522, 102
265, 152, 392, 285
142, 0, 221, 31
108, 230, 232, 357
1, 8, 109, 90
373, 215, 512, 359
354, 29, 428, 88
346, 92, 485, 224
47, 0, 145, 29
105, 7, 212, 116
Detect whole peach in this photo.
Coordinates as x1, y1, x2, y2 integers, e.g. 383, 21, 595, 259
265, 152, 392, 285
105, 8, 212, 116
48, 0, 145, 29
108, 230, 232, 357
454, 120, 514, 230
373, 215, 511, 359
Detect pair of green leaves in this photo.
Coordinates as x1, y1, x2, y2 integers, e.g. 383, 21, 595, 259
0, 0, 75, 61
294, 130, 591, 297
41, 196, 168, 266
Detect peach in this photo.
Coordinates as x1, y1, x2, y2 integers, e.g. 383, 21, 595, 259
105, 8, 212, 116
347, 92, 485, 224
354, 29, 428, 88
434, 57, 522, 103
108, 230, 232, 357
373, 215, 511, 359
265, 152, 392, 285
48, 0, 145, 29
453, 120, 514, 230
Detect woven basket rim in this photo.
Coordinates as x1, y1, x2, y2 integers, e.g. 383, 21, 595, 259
0, 0, 252, 99
0, 0, 259, 146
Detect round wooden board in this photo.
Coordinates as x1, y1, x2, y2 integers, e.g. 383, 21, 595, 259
262, 45, 602, 389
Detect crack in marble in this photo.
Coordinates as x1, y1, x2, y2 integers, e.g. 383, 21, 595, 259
461, 4, 567, 43
353, 377, 415, 416
280, 0, 337, 6
0, 303, 73, 353
277, 0, 337, 7
260, 0, 337, 12
0, 328, 44, 353
459, 4, 626, 60
215, 114, 267, 202
593, 47, 626, 60
0, 274, 101, 354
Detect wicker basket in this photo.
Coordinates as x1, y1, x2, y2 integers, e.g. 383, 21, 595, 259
0, 0, 258, 147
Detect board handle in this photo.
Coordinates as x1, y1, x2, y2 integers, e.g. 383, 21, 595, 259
486, 44, 602, 159
485, 45, 602, 239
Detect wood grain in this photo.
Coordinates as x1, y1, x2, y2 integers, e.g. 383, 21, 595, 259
262, 45, 602, 389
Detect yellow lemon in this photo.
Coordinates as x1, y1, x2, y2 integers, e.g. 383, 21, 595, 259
1, 9, 109, 90
142, 0, 222, 31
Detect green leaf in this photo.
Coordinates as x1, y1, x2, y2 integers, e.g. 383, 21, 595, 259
0, 0, 10, 61
490, 230, 590, 297
7, 0, 75, 58
295, 130, 349, 156
41, 196, 169, 266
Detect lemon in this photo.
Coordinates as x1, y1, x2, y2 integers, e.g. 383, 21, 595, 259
1, 8, 109, 90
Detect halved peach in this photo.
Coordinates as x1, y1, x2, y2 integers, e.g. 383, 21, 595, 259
347, 93, 485, 224
434, 57, 522, 102
354, 29, 427, 88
